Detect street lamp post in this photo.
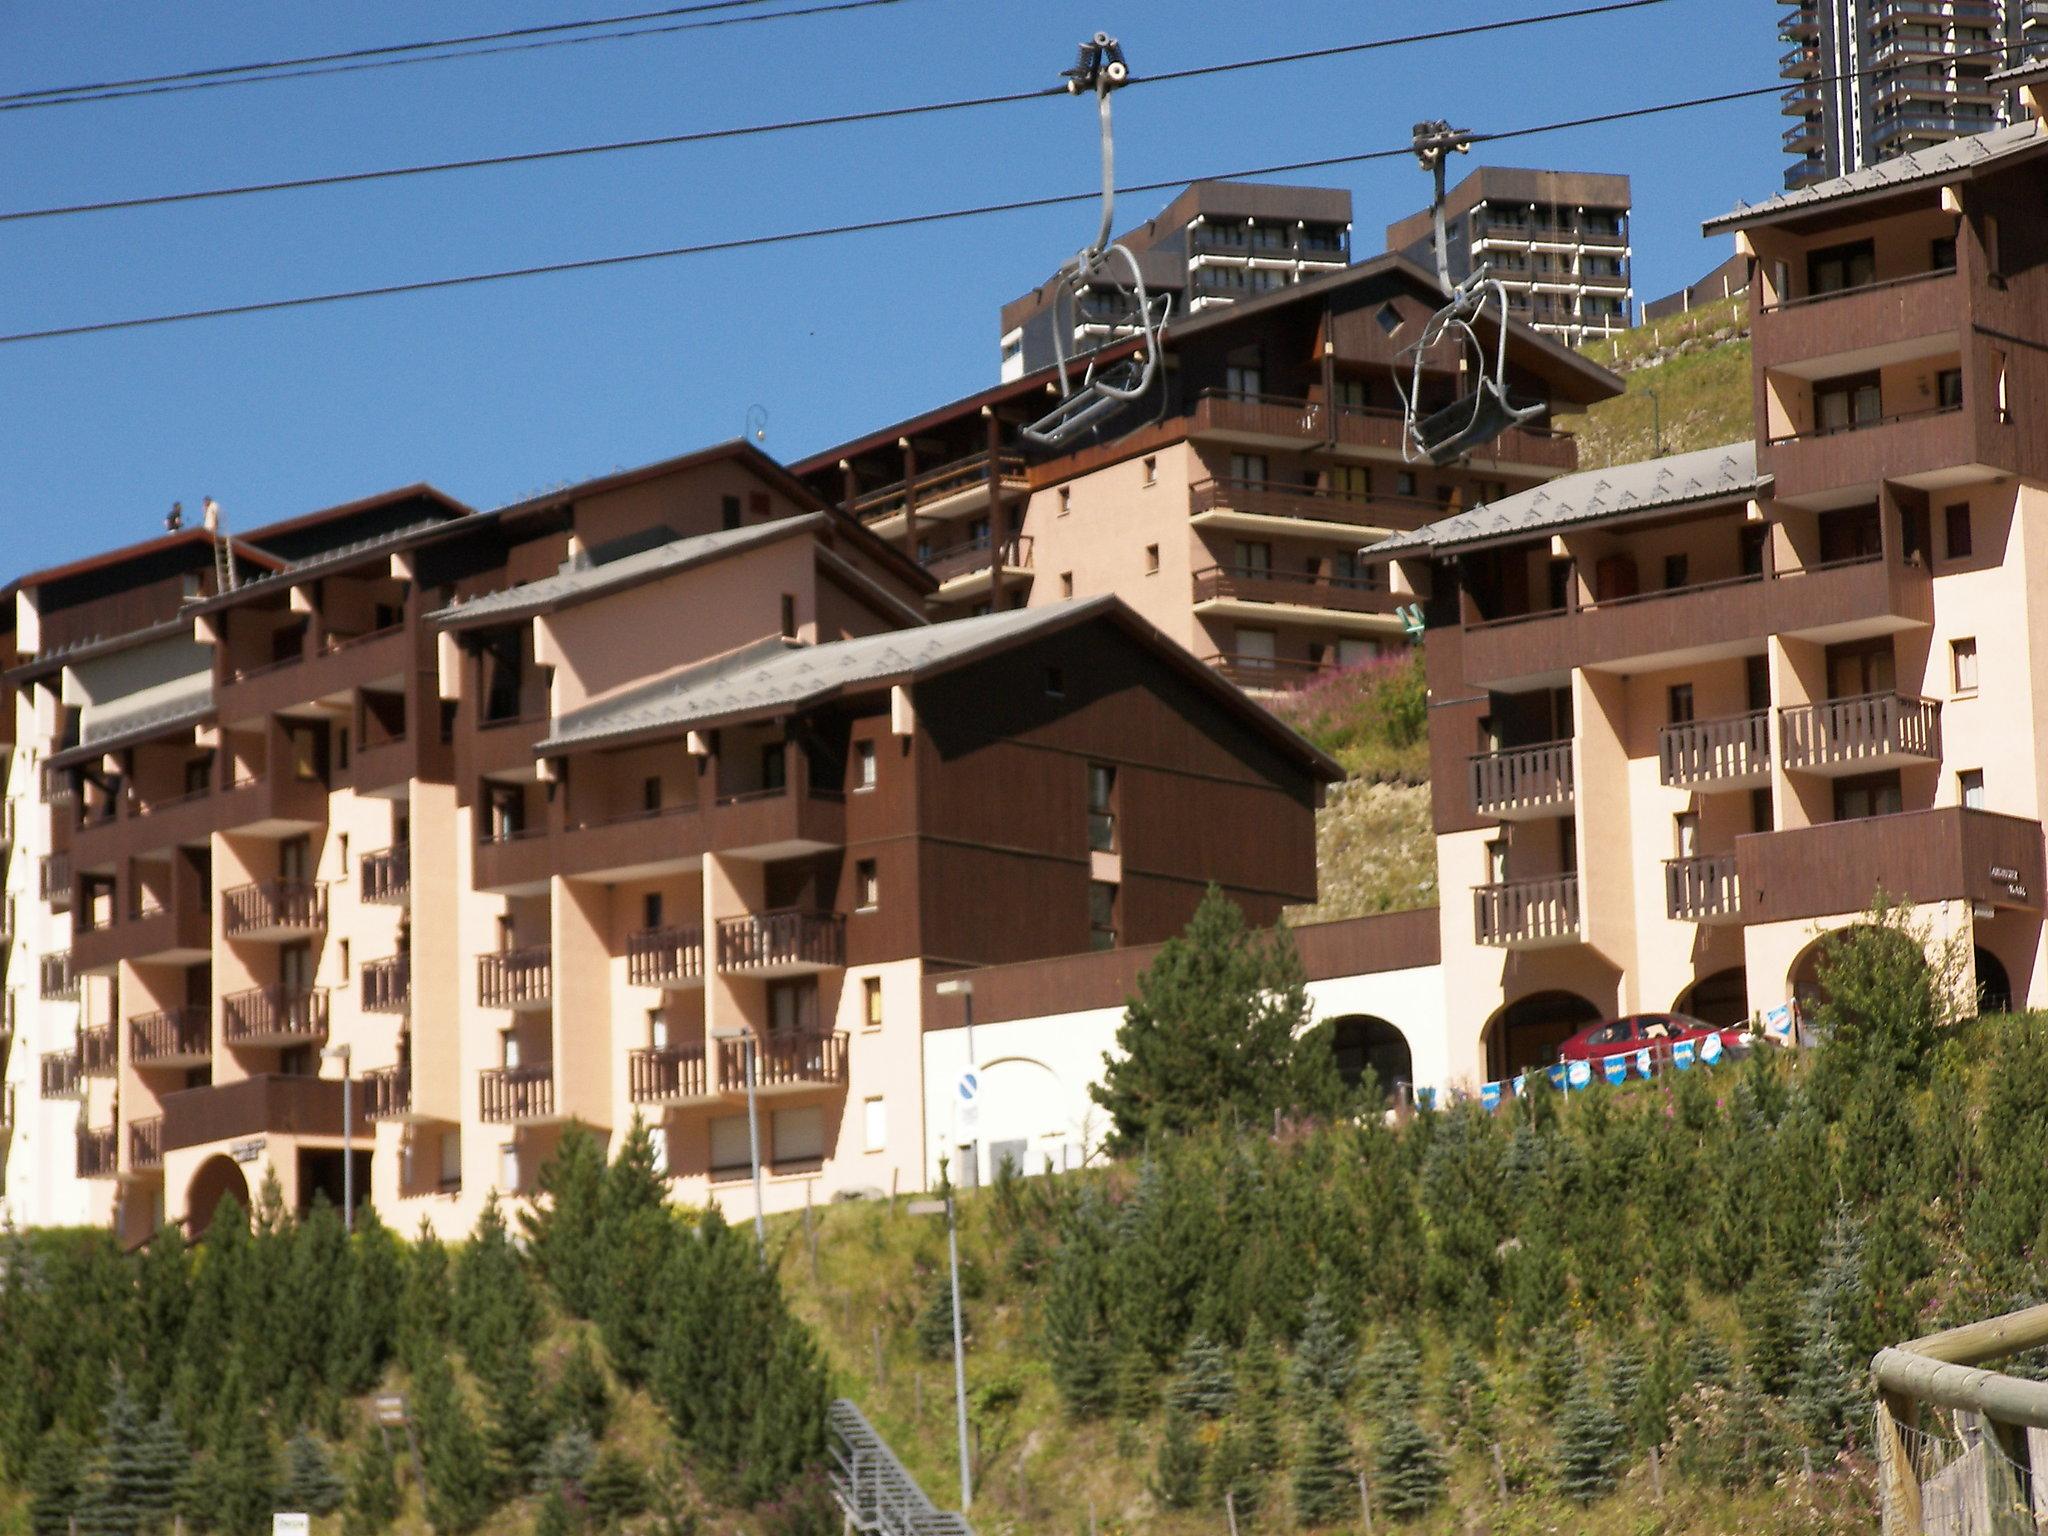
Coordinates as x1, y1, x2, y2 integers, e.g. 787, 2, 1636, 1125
321, 1043, 353, 1233
714, 1027, 766, 1256
909, 1185, 972, 1512
934, 978, 976, 1183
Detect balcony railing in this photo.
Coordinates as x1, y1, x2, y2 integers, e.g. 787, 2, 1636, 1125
1762, 263, 1957, 314
1190, 390, 1328, 442
360, 845, 409, 904
41, 854, 71, 907
1666, 854, 1742, 923
77, 1125, 117, 1180
1780, 692, 1941, 773
362, 1065, 412, 1121
628, 1046, 712, 1104
222, 880, 327, 938
40, 1048, 83, 1099
0, 993, 13, 1041
79, 1023, 116, 1077
222, 985, 330, 1048
129, 1116, 164, 1172
0, 800, 14, 848
130, 1006, 212, 1066
1660, 711, 1773, 789
1199, 653, 1339, 692
361, 954, 411, 1013
720, 1029, 850, 1094
1469, 741, 1575, 820
478, 945, 552, 1009
479, 1064, 555, 1123
1188, 478, 1438, 533
1473, 874, 1581, 949
627, 925, 705, 987
847, 451, 1026, 523
40, 951, 75, 1000
1191, 565, 1388, 615
0, 1084, 13, 1132
919, 534, 1033, 586
715, 911, 845, 972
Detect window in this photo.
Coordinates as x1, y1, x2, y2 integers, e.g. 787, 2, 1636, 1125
1332, 465, 1370, 499
1663, 553, 1689, 590
1815, 374, 1881, 433
1937, 369, 1964, 411
1746, 655, 1772, 712
1087, 764, 1117, 852
780, 594, 797, 639
1547, 559, 1574, 611
1807, 239, 1875, 296
1945, 503, 1973, 561
1088, 881, 1118, 950
1486, 839, 1509, 884
501, 1030, 522, 1069
710, 1115, 751, 1173
500, 1143, 521, 1192
863, 1096, 888, 1153
1739, 524, 1770, 577
1144, 544, 1160, 575
1960, 769, 1986, 810
1375, 301, 1402, 336
862, 976, 883, 1030
1932, 235, 1957, 272
338, 939, 351, 980
183, 756, 213, 796
1750, 787, 1774, 834
1952, 637, 1979, 694
1228, 452, 1268, 485
647, 1008, 669, 1050
1667, 684, 1695, 725
1058, 487, 1072, 515
1060, 572, 1074, 599
773, 1106, 824, 1165
855, 740, 877, 791
337, 729, 350, 770
768, 980, 814, 1035
1835, 772, 1903, 822
1674, 812, 1700, 859
1233, 541, 1272, 577
1985, 214, 2002, 279
1142, 457, 1157, 487
1396, 471, 1418, 498
761, 743, 787, 791
287, 723, 325, 783
856, 859, 879, 910
642, 891, 663, 930
439, 1129, 462, 1190
1224, 363, 1262, 400
722, 495, 742, 531
1045, 667, 1064, 698
1996, 350, 2011, 423
643, 776, 662, 813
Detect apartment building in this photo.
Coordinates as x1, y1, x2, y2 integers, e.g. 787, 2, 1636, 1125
805, 253, 1622, 693
999, 181, 1353, 380
1777, 0, 2046, 190
1384, 166, 1634, 345
13, 440, 1335, 1243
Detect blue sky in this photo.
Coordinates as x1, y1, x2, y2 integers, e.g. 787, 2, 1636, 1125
0, 0, 1778, 571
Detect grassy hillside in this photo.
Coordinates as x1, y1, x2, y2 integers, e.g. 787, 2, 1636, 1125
1557, 295, 1753, 469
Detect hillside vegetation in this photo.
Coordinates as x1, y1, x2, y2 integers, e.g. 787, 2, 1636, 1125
1557, 295, 1753, 469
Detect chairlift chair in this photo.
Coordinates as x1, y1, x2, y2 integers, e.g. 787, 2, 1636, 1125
1394, 120, 1547, 467
1021, 34, 1172, 450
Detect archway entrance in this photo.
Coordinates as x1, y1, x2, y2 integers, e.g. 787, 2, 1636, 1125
1327, 1016, 1413, 1101
1677, 968, 1749, 1027
1484, 992, 1601, 1080
1976, 947, 2013, 1016
1790, 924, 1928, 1019
185, 1155, 251, 1235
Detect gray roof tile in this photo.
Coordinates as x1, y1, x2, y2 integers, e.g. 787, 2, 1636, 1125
1704, 120, 2044, 233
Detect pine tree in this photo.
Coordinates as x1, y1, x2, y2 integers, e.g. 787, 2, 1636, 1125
1370, 1402, 1446, 1519
1110, 1340, 1157, 1422
78, 1374, 156, 1536
1290, 1401, 1357, 1528
521, 1124, 608, 1318
1435, 1343, 1495, 1449
342, 1430, 400, 1536
1149, 1407, 1205, 1510
1606, 1338, 1651, 1449
1291, 1292, 1359, 1406
1685, 1330, 1734, 1392
1792, 1207, 1867, 1451
28, 1431, 86, 1536
411, 1349, 497, 1534
1505, 1190, 1570, 1341
199, 1364, 279, 1536
914, 1268, 961, 1362
534, 1488, 578, 1536
1042, 1188, 1116, 1419
1234, 1319, 1285, 1471
1205, 1415, 1265, 1528
593, 1122, 673, 1384
481, 1339, 548, 1492
453, 1195, 539, 1377
551, 1333, 613, 1440
1744, 1246, 1802, 1398
398, 1226, 453, 1370
281, 1432, 346, 1516
129, 1413, 186, 1536
582, 1448, 647, 1531
1555, 1355, 1625, 1504
1167, 1335, 1235, 1419
132, 1229, 191, 1420
532, 1426, 596, 1496
1529, 1325, 1575, 1412
1006, 1224, 1048, 1287
332, 1205, 405, 1397
1354, 1328, 1419, 1420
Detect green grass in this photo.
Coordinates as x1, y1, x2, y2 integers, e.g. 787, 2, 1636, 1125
1559, 295, 1754, 469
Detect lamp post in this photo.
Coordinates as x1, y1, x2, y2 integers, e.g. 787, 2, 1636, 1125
713, 1026, 766, 1256
321, 1043, 353, 1233
908, 1184, 972, 1513
934, 977, 976, 1183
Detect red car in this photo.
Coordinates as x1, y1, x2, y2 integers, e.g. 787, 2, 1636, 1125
1556, 1012, 1744, 1065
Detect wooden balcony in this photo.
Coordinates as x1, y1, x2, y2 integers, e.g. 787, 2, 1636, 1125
221, 623, 411, 726
41, 853, 71, 908
0, 993, 13, 1042
1473, 874, 1581, 949
1764, 402, 1977, 504
0, 800, 14, 849
162, 1074, 345, 1152
627, 1046, 715, 1106
1780, 692, 1940, 777
1191, 565, 1396, 622
1469, 741, 1575, 821
847, 451, 1028, 534
0, 1084, 13, 1133
715, 911, 845, 975
40, 1048, 83, 1099
360, 844, 409, 905
722, 1029, 850, 1097
129, 1116, 164, 1173
473, 826, 555, 897
1187, 391, 1327, 448
361, 954, 410, 1013
222, 879, 327, 940
1188, 478, 1438, 536
222, 985, 330, 1048
478, 1064, 555, 1125
1199, 653, 1339, 694
1660, 711, 1772, 791
362, 1065, 412, 1121
478, 945, 552, 1010
77, 1125, 117, 1180
1735, 807, 2045, 925
1752, 266, 1961, 376
79, 1023, 116, 1077
920, 534, 1033, 589
627, 925, 705, 988
41, 950, 76, 1001
1665, 854, 1743, 924
130, 1006, 212, 1068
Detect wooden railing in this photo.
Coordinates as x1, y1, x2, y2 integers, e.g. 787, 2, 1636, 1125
41, 854, 71, 907
1190, 564, 1388, 614
478, 1064, 554, 1123
1199, 653, 1339, 692
1665, 854, 1742, 923
1188, 478, 1437, 531
79, 1023, 116, 1076
1473, 875, 1581, 948
40, 950, 75, 1000
920, 534, 1032, 585
360, 844, 409, 904
40, 1048, 83, 1098
222, 879, 327, 936
1780, 691, 1941, 771
627, 926, 705, 987
478, 945, 552, 1008
628, 1047, 711, 1103
715, 911, 845, 971
221, 985, 330, 1047
1469, 741, 1575, 818
847, 451, 1026, 521
0, 1084, 12, 1131
1660, 710, 1771, 787
362, 1065, 412, 1121
130, 1006, 211, 1065
720, 1030, 849, 1093
76, 1125, 117, 1179
129, 1116, 164, 1171
1190, 390, 1328, 441
361, 954, 411, 1013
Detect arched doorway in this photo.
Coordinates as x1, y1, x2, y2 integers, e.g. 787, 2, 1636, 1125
1484, 992, 1601, 1080
185, 1155, 251, 1235
1975, 947, 2013, 1016
1677, 968, 1749, 1027
1326, 1015, 1413, 1101
1790, 924, 1927, 1018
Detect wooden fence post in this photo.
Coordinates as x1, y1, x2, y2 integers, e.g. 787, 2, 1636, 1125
872, 1321, 886, 1385
1491, 1441, 1509, 1503
1356, 1472, 1374, 1534
1648, 1443, 1663, 1502
1225, 1490, 1239, 1536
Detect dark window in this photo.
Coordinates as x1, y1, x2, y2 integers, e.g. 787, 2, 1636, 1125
1818, 505, 1882, 564
1937, 369, 1964, 410
780, 594, 797, 639
287, 724, 327, 784
1739, 524, 1769, 577
1046, 667, 1064, 698
761, 744, 787, 792
1834, 772, 1903, 822
183, 757, 212, 797
721, 495, 741, 531
1750, 787, 1774, 834
643, 777, 661, 813
642, 892, 663, 930
1087, 764, 1117, 852
1932, 235, 1957, 272
1550, 687, 1574, 738
1667, 684, 1695, 725
856, 860, 879, 909
1828, 639, 1896, 699
1946, 503, 1973, 561
1814, 373, 1882, 434
1088, 881, 1118, 951
336, 728, 350, 771
1546, 559, 1574, 611
1746, 656, 1771, 712
1663, 554, 1689, 590
1807, 239, 1875, 296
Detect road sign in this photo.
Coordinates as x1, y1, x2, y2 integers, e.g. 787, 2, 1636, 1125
274, 1515, 309, 1536
954, 1069, 980, 1131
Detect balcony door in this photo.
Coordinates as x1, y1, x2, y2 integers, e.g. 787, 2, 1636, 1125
279, 836, 311, 885
1814, 374, 1881, 434
1834, 772, 1903, 822
279, 941, 314, 996
1806, 239, 1874, 297
1229, 453, 1268, 487
1225, 363, 1263, 401
1827, 640, 1895, 700
1234, 542, 1272, 578
767, 980, 816, 1039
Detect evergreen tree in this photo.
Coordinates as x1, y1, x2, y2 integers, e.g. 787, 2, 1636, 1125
1167, 1335, 1234, 1419
1042, 1188, 1116, 1419
452, 1195, 539, 1376
280, 1433, 346, 1516
398, 1226, 453, 1369
132, 1229, 191, 1420
1110, 1340, 1157, 1422
1791, 1206, 1867, 1451
1006, 1224, 1048, 1287
1529, 1326, 1576, 1412
78, 1374, 158, 1536
1205, 1415, 1265, 1529
532, 1426, 596, 1496
914, 1268, 961, 1362
1353, 1328, 1418, 1420
1369, 1402, 1446, 1519
197, 1365, 278, 1536
1149, 1407, 1205, 1510
582, 1448, 647, 1531
410, 1349, 497, 1534
28, 1431, 86, 1536
481, 1339, 548, 1492
521, 1124, 608, 1318
128, 1413, 186, 1536
332, 1206, 405, 1397
1435, 1343, 1495, 1449
1234, 1320, 1286, 1472
1418, 1104, 1511, 1339
1505, 1187, 1570, 1341
1090, 888, 1316, 1149
1605, 1339, 1651, 1449
593, 1122, 673, 1384
278, 1197, 348, 1427
551, 1333, 613, 1440
1744, 1246, 1802, 1398
1685, 1330, 1734, 1392
342, 1431, 400, 1536
1555, 1355, 1625, 1503
534, 1488, 578, 1536
1289, 1401, 1356, 1528
1291, 1292, 1359, 1406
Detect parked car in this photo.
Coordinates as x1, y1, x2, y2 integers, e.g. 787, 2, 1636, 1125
1556, 1012, 1746, 1064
